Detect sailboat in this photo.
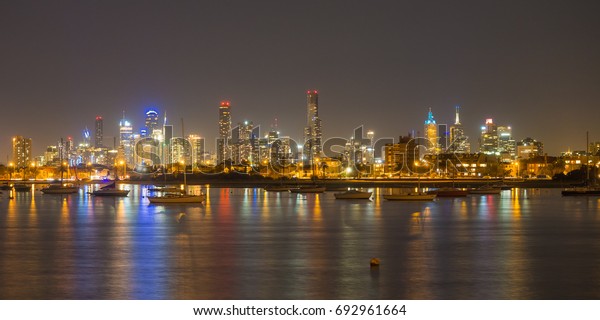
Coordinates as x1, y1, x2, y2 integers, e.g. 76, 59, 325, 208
384, 176, 436, 201
41, 139, 79, 195
562, 132, 600, 196
90, 181, 130, 196
147, 119, 206, 204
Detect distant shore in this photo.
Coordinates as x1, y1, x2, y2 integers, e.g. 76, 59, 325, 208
1, 177, 578, 189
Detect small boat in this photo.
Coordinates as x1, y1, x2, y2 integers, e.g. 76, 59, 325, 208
289, 186, 326, 193
147, 193, 206, 203
264, 185, 292, 192
384, 192, 436, 201
494, 184, 513, 190
147, 186, 182, 193
469, 186, 502, 194
40, 184, 79, 194
12, 184, 31, 192
90, 182, 129, 196
334, 190, 372, 199
427, 188, 469, 197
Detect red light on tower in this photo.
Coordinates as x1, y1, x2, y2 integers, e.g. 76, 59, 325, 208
96, 116, 102, 120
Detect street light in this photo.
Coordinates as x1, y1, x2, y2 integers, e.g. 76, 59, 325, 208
8, 162, 14, 180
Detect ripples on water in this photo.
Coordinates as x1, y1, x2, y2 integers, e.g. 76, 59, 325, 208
1, 186, 600, 299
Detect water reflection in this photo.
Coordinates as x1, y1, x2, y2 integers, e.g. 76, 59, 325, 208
1, 186, 600, 299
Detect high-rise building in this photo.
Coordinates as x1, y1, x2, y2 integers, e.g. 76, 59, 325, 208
163, 124, 173, 165
217, 101, 232, 165
145, 109, 160, 134
304, 90, 323, 162
12, 136, 32, 168
424, 108, 439, 154
480, 118, 498, 155
448, 106, 470, 153
94, 116, 103, 148
497, 125, 516, 158
188, 134, 205, 166
119, 117, 134, 166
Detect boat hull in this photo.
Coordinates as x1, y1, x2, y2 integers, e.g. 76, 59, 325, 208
41, 187, 79, 194
91, 190, 130, 197
469, 188, 502, 194
384, 193, 436, 201
334, 191, 372, 199
289, 187, 326, 193
147, 194, 206, 203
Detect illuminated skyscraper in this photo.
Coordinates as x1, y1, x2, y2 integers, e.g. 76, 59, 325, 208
497, 125, 516, 158
480, 118, 498, 155
119, 116, 134, 166
449, 106, 470, 153
12, 136, 32, 168
145, 108, 159, 131
94, 116, 103, 148
188, 134, 205, 166
424, 108, 439, 154
217, 101, 232, 165
304, 90, 322, 163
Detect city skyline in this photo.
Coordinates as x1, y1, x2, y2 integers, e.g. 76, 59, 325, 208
1, 0, 599, 160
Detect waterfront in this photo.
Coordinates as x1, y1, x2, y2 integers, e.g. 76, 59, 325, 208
1, 185, 600, 299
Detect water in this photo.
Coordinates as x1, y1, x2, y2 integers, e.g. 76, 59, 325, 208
1, 185, 600, 299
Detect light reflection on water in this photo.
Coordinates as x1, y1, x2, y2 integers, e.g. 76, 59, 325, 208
1, 186, 600, 299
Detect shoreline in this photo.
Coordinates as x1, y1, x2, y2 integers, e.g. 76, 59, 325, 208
1, 178, 576, 189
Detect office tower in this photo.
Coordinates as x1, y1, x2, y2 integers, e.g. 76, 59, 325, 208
94, 116, 103, 148
480, 118, 498, 155
497, 125, 516, 158
145, 109, 160, 133
235, 120, 254, 164
424, 108, 439, 154
438, 124, 448, 153
170, 137, 191, 165
304, 90, 323, 162
12, 136, 32, 168
119, 116, 134, 166
217, 101, 232, 165
188, 134, 205, 166
449, 106, 470, 153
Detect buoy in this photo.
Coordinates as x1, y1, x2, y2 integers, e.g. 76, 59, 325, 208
370, 258, 380, 267
177, 213, 186, 223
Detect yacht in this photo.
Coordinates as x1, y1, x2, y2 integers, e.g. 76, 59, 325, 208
334, 190, 372, 199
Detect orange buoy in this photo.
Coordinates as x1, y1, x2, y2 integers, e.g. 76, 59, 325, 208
370, 258, 380, 267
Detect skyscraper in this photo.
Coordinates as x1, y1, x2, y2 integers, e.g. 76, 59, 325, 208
12, 136, 32, 168
145, 109, 160, 132
424, 108, 439, 154
497, 125, 516, 158
119, 116, 133, 166
304, 90, 322, 162
94, 116, 103, 148
480, 118, 498, 155
217, 101, 232, 165
449, 106, 470, 153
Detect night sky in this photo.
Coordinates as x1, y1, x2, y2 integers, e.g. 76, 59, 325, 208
1, 0, 599, 161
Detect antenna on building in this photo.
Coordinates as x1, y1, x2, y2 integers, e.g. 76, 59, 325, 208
455, 106, 461, 125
